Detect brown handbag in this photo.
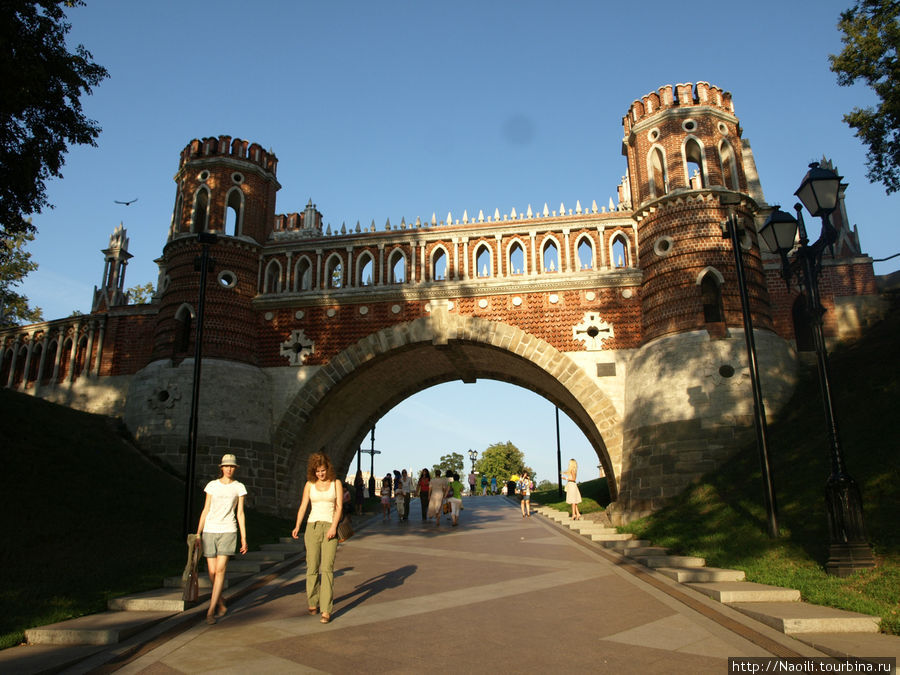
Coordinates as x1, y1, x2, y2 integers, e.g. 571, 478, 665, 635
335, 482, 354, 542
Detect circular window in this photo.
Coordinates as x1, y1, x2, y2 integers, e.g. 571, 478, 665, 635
232, 172, 244, 184
718, 122, 729, 135
647, 128, 660, 142
198, 170, 210, 182
719, 365, 735, 378
478, 299, 488, 309
217, 271, 237, 289
157, 390, 170, 403
160, 274, 171, 293
682, 119, 697, 132
653, 236, 675, 257
295, 310, 305, 320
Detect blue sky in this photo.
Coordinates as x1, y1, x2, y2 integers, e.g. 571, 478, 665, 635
19, 0, 900, 483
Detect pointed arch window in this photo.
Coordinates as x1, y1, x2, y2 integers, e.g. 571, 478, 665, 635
508, 240, 525, 275
475, 243, 492, 278
389, 249, 406, 284
684, 138, 705, 189
27, 342, 42, 385
431, 247, 448, 281
172, 193, 184, 235
720, 140, 739, 191
542, 238, 560, 272
224, 187, 244, 236
191, 187, 210, 232
610, 232, 630, 268
357, 252, 375, 286
576, 236, 594, 270
41, 340, 58, 385
649, 146, 668, 198
701, 273, 724, 323
175, 305, 194, 353
264, 259, 283, 293
325, 255, 343, 289
294, 257, 313, 291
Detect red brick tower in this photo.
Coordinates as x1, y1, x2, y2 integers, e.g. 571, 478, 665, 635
622, 82, 772, 341
151, 136, 281, 363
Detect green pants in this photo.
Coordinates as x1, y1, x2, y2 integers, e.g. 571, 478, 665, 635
304, 520, 338, 613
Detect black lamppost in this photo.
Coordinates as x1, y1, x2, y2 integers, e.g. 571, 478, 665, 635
759, 162, 875, 576
182, 231, 217, 540
721, 194, 779, 539
468, 449, 478, 474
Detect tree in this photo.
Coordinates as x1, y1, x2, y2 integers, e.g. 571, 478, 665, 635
0, 0, 109, 253
0, 230, 43, 326
475, 441, 534, 483
127, 282, 155, 304
433, 452, 464, 476
829, 0, 900, 193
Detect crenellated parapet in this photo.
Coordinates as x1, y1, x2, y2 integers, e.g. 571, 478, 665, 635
623, 82, 734, 135
179, 135, 278, 177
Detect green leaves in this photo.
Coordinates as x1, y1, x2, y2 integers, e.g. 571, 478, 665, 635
829, 0, 900, 193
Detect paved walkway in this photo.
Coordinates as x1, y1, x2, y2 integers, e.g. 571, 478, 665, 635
101, 497, 825, 674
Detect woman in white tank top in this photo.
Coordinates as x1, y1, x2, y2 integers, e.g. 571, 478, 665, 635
292, 452, 343, 623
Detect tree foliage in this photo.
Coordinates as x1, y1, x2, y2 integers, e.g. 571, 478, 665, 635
433, 452, 464, 476
127, 282, 155, 304
0, 0, 109, 252
0, 230, 43, 326
474, 441, 534, 482
829, 0, 900, 193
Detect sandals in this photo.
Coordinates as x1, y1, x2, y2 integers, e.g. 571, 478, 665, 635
320, 614, 331, 624
206, 615, 216, 625
307, 607, 318, 615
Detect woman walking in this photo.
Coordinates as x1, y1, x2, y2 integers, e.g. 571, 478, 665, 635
291, 452, 343, 624
562, 458, 583, 520
353, 470, 365, 515
196, 454, 248, 625
427, 469, 449, 526
417, 468, 431, 521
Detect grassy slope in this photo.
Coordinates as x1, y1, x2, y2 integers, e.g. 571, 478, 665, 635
0, 392, 292, 649
619, 296, 900, 634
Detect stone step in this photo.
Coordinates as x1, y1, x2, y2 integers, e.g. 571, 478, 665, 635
687, 581, 800, 603
571, 524, 618, 535
244, 550, 289, 562
108, 587, 201, 612
623, 546, 669, 558
227, 558, 272, 573
24, 610, 176, 646
164, 571, 250, 589
601, 539, 652, 550
633, 555, 706, 569
729, 601, 880, 635
795, 632, 900, 661
655, 567, 747, 583
590, 532, 636, 542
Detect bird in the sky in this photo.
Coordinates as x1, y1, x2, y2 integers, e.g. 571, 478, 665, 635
114, 198, 138, 206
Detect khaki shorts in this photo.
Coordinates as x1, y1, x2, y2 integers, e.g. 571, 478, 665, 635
202, 532, 237, 558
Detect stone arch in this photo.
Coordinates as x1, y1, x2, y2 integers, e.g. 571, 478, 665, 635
270, 311, 622, 515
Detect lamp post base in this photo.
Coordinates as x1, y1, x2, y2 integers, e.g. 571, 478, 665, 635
826, 542, 876, 577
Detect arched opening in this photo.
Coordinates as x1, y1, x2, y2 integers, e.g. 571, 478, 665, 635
576, 236, 594, 270
684, 137, 705, 189
191, 188, 210, 232
175, 305, 194, 354
508, 240, 525, 275
720, 140, 739, 191
792, 295, 815, 352
270, 314, 621, 515
475, 243, 492, 278
648, 146, 667, 198
610, 233, 629, 268
325, 255, 343, 289
41, 341, 58, 385
264, 259, 283, 293
389, 250, 406, 284
358, 253, 375, 286
541, 238, 559, 273
224, 187, 244, 236
431, 247, 447, 281
701, 273, 724, 323
294, 257, 313, 291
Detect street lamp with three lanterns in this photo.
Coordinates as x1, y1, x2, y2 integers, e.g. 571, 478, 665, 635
468, 449, 478, 474
759, 162, 875, 576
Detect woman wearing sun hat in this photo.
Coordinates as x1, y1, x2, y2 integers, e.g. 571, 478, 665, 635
196, 454, 248, 625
